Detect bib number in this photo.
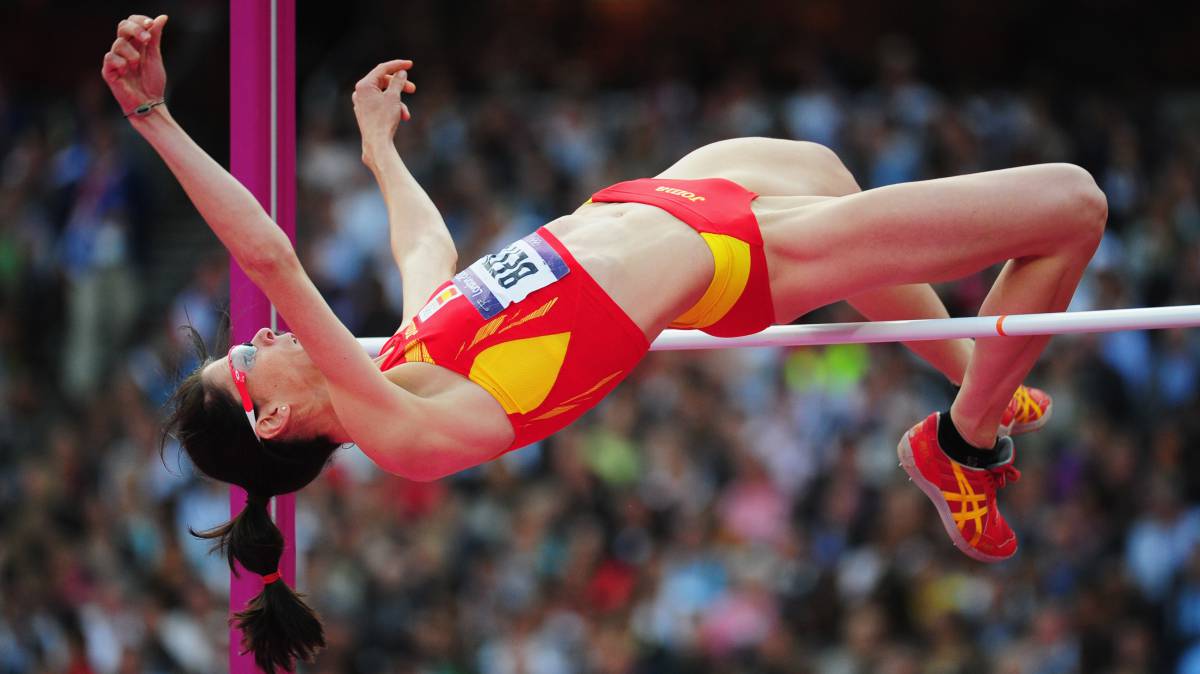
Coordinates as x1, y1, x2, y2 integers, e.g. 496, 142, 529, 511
454, 232, 570, 319
486, 247, 540, 290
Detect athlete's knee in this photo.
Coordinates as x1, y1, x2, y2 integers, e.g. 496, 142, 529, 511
1023, 163, 1106, 253
1050, 163, 1107, 249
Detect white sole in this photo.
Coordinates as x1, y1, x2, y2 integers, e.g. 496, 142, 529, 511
897, 428, 1010, 564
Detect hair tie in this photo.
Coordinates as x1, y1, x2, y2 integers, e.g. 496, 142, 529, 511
261, 570, 282, 585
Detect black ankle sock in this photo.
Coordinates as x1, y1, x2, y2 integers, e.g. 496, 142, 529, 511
937, 410, 999, 469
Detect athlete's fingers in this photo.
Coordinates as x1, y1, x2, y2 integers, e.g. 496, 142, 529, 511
112, 37, 141, 64
385, 71, 413, 95
118, 18, 153, 44
105, 52, 128, 75
101, 57, 122, 83
373, 59, 412, 76
385, 72, 416, 95
147, 15, 167, 52
400, 103, 411, 122
122, 14, 155, 42
358, 59, 412, 90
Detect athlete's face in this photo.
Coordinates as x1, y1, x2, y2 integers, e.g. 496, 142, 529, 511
201, 328, 317, 439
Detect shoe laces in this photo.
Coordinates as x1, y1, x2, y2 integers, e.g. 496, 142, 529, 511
1011, 386, 1042, 421
985, 463, 1021, 490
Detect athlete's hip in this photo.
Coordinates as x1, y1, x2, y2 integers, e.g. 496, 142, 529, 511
552, 176, 779, 338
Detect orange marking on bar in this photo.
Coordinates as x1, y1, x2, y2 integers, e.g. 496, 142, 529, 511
996, 315, 1008, 337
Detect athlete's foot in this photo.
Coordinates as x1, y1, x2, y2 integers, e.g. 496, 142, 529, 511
999, 385, 1053, 437
897, 412, 1021, 562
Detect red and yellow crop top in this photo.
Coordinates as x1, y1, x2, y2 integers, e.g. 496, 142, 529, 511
377, 228, 650, 454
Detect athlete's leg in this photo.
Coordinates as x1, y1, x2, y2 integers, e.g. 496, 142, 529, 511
658, 137, 974, 384
760, 163, 1107, 447
843, 284, 973, 385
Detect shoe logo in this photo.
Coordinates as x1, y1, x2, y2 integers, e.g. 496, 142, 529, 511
944, 463, 989, 547
655, 186, 706, 202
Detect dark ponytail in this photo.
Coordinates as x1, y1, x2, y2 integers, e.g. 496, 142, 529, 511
163, 325, 339, 672
192, 492, 325, 674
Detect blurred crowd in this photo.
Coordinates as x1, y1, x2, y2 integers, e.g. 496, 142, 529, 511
4, 2, 1200, 674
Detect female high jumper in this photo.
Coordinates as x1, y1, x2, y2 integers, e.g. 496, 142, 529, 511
103, 13, 1104, 673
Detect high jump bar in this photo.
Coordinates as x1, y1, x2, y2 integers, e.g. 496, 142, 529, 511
356, 305, 1200, 355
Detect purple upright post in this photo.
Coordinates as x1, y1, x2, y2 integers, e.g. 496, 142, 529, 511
229, 1, 296, 671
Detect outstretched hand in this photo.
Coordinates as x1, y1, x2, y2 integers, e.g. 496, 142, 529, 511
101, 14, 168, 117
353, 60, 417, 158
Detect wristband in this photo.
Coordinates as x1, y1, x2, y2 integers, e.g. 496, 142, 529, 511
125, 98, 166, 118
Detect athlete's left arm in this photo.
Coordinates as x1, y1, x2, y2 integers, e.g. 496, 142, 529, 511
353, 61, 458, 325
328, 381, 510, 481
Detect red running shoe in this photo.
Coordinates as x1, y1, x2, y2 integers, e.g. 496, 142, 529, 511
999, 385, 1052, 437
898, 412, 1021, 562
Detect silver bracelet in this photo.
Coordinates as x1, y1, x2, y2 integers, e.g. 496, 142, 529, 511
124, 98, 166, 118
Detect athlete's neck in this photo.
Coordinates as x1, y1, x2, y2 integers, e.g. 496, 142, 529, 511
302, 386, 353, 444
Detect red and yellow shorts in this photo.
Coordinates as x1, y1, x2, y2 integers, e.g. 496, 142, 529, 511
588, 177, 775, 338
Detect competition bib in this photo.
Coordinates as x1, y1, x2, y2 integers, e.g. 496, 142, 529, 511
454, 232, 570, 319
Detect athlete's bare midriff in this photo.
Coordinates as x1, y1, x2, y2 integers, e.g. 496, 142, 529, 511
545, 201, 715, 336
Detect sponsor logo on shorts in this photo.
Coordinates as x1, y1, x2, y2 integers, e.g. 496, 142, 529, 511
655, 186, 706, 202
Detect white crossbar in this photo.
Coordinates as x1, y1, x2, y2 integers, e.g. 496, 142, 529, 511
356, 305, 1200, 356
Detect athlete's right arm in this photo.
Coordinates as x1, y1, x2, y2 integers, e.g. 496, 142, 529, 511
103, 15, 393, 402
353, 62, 459, 326
103, 14, 296, 286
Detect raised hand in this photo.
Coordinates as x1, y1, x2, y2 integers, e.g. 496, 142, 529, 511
101, 14, 168, 117
352, 60, 417, 160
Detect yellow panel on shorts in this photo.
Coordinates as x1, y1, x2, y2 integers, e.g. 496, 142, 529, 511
468, 332, 571, 414
670, 232, 752, 330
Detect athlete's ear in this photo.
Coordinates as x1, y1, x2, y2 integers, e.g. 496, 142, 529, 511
256, 404, 291, 440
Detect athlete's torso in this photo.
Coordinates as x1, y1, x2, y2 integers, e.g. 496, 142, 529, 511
378, 228, 652, 451
369, 199, 724, 454
372, 174, 837, 453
